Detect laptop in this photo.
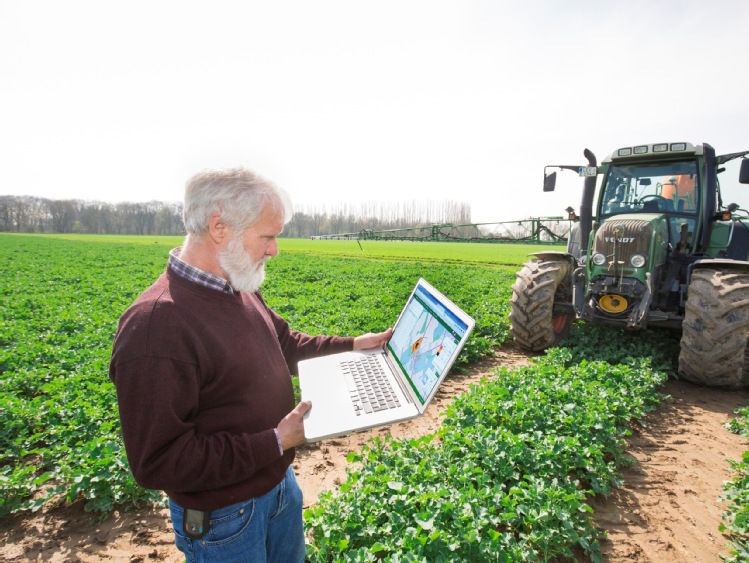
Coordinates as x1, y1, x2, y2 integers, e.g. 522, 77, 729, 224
298, 278, 475, 442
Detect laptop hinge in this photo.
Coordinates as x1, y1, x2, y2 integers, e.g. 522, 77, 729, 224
383, 351, 414, 404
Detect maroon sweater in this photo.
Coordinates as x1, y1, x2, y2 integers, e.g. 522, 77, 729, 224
109, 268, 353, 510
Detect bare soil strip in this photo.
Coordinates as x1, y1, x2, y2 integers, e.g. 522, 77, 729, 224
591, 379, 749, 562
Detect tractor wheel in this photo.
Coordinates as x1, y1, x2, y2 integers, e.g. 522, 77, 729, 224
510, 258, 572, 352
679, 268, 749, 388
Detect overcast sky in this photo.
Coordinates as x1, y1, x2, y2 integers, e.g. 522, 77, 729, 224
2, 1, 748, 224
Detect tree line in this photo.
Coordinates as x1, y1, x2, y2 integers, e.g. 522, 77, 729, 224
0, 196, 184, 236
0, 195, 472, 238
284, 201, 472, 238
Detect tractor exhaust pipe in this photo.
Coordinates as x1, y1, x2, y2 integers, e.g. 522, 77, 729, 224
579, 148, 597, 255
699, 143, 716, 253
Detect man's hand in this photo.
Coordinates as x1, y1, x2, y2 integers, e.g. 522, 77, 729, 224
353, 328, 393, 351
277, 401, 311, 451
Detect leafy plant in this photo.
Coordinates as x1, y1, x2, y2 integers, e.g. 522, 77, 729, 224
305, 348, 668, 562
722, 407, 749, 562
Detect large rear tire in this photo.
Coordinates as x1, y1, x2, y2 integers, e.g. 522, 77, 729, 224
679, 268, 749, 388
510, 258, 572, 352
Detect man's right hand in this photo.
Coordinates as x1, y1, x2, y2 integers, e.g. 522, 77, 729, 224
277, 401, 311, 451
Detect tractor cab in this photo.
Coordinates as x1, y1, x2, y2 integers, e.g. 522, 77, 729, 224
597, 146, 701, 258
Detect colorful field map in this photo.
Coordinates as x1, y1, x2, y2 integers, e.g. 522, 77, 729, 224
388, 297, 459, 403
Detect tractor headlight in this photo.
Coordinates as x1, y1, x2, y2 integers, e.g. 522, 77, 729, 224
592, 252, 607, 266
630, 254, 646, 268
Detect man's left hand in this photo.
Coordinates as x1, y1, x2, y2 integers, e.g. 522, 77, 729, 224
278, 401, 312, 451
353, 328, 392, 351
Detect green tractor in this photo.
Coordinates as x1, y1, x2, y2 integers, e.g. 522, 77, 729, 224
510, 142, 749, 387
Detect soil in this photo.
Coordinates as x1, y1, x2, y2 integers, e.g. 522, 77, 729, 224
1, 343, 747, 562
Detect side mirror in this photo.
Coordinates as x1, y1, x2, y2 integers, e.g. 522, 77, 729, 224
740, 159, 749, 184
543, 171, 557, 192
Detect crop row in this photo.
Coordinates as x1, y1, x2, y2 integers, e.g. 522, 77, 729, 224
722, 407, 749, 562
304, 329, 672, 562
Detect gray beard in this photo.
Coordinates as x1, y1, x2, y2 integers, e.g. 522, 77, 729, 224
218, 235, 267, 293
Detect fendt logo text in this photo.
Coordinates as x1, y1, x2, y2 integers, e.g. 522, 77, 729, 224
605, 237, 635, 243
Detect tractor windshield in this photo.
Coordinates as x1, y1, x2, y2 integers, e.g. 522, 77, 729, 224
600, 160, 700, 216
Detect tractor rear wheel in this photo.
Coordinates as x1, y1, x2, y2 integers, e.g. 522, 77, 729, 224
510, 258, 572, 352
679, 268, 749, 388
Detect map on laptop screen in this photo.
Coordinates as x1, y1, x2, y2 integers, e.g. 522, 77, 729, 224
386, 283, 469, 404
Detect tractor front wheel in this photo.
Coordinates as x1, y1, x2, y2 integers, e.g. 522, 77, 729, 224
679, 268, 749, 388
510, 258, 572, 352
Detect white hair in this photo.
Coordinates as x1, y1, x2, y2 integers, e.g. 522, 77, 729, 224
182, 167, 293, 237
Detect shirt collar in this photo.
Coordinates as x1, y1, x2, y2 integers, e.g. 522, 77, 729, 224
168, 247, 235, 294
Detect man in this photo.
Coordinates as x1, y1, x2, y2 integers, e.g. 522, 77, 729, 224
109, 168, 390, 562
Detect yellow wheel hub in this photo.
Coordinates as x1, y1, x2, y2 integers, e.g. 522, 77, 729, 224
599, 294, 628, 313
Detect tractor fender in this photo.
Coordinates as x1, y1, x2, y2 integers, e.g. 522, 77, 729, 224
527, 251, 579, 283
687, 258, 749, 284
528, 250, 577, 265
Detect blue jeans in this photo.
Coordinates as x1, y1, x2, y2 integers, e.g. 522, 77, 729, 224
169, 466, 306, 562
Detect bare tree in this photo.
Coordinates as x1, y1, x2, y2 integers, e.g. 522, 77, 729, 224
47, 200, 78, 233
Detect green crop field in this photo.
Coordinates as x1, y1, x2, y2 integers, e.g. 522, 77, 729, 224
1, 232, 747, 561
32, 233, 558, 269
0, 233, 522, 516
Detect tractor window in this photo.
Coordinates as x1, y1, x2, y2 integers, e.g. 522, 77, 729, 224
600, 160, 700, 216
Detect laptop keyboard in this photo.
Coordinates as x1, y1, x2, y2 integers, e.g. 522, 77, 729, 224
342, 356, 401, 416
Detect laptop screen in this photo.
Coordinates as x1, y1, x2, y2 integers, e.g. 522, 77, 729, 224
385, 282, 470, 405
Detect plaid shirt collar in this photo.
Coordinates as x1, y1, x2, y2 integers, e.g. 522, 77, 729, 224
168, 247, 235, 295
